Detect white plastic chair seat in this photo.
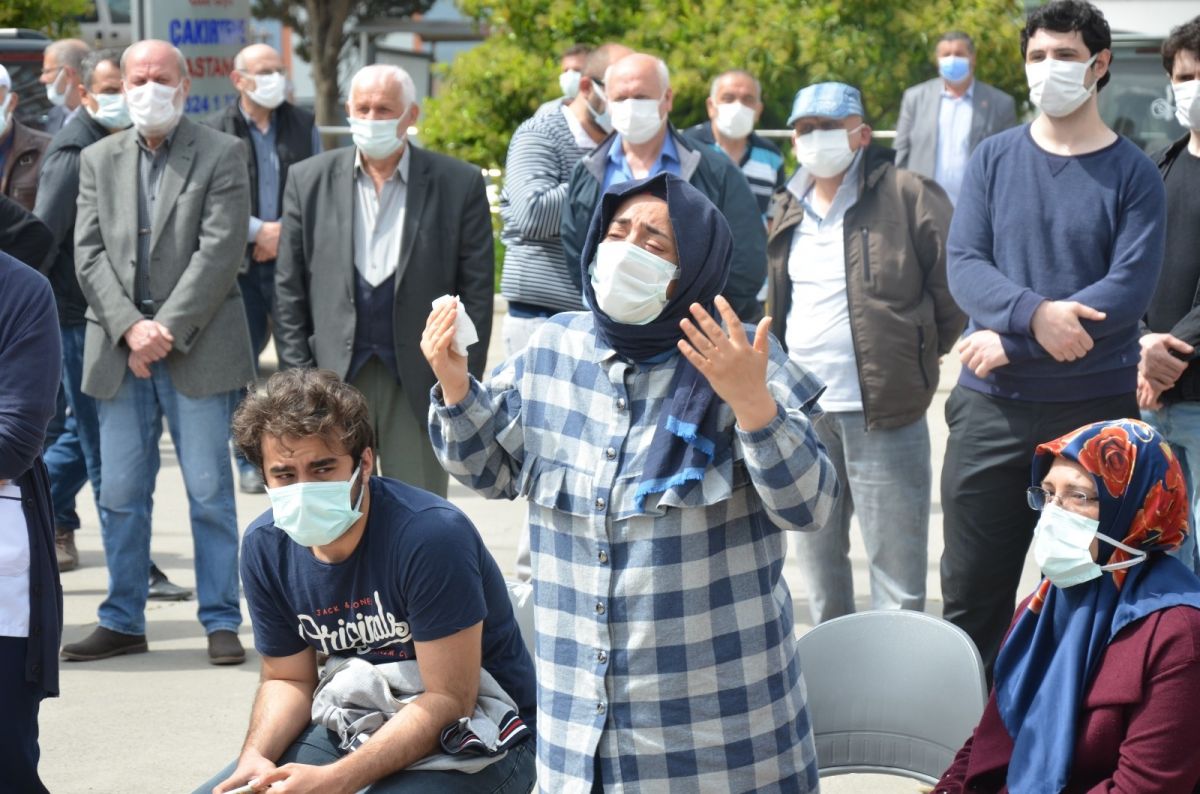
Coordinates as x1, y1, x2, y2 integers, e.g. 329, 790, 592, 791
794, 610, 987, 784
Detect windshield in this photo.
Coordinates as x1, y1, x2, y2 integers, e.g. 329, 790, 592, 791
1100, 42, 1190, 153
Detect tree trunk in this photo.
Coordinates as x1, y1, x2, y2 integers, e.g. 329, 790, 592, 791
306, 0, 354, 131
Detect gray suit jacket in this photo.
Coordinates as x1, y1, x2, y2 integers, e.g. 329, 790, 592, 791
893, 78, 1017, 178
75, 115, 254, 400
274, 145, 495, 423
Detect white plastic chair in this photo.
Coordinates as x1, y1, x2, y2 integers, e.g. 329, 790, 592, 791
794, 610, 987, 784
506, 579, 535, 658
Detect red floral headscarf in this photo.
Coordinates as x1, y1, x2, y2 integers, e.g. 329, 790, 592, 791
1033, 418, 1189, 589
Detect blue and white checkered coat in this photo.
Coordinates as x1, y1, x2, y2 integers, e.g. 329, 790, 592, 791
430, 311, 837, 793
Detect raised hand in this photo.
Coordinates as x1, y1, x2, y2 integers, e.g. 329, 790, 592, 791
677, 296, 777, 432
420, 298, 469, 405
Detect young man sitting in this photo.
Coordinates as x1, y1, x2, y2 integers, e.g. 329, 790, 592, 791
200, 368, 536, 794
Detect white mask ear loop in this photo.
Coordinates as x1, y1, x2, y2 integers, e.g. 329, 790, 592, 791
1096, 532, 1148, 572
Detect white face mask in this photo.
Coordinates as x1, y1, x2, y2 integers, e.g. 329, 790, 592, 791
1026, 54, 1099, 118
125, 81, 184, 137
1172, 79, 1200, 131
559, 69, 582, 101
794, 126, 860, 179
589, 240, 679, 325
714, 101, 755, 139
46, 67, 69, 107
1032, 503, 1147, 589
87, 92, 132, 131
246, 71, 286, 110
350, 115, 406, 160
588, 85, 614, 134
0, 93, 12, 136
610, 97, 664, 145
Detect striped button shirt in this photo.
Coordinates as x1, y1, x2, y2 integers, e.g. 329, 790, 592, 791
430, 312, 836, 793
498, 107, 591, 314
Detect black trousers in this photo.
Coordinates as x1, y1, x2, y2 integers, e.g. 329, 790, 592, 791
0, 636, 48, 794
939, 385, 1138, 678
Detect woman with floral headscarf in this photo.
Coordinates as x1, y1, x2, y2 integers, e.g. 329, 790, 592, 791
937, 418, 1200, 793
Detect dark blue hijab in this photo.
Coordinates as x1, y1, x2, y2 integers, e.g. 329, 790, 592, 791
579, 173, 732, 509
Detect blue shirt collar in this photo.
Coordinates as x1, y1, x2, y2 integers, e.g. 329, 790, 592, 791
608, 129, 680, 173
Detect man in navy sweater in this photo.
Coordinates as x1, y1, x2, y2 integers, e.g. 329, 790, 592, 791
941, 0, 1166, 675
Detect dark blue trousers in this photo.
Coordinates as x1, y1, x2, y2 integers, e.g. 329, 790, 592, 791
0, 636, 48, 794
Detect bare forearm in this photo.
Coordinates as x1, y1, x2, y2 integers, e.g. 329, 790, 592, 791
241, 679, 314, 762
332, 691, 466, 790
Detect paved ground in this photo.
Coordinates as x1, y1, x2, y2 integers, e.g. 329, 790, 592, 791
37, 304, 1044, 792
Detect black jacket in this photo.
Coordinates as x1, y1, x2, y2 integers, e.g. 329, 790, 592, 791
205, 101, 318, 271
33, 112, 109, 326
0, 193, 53, 274
1148, 135, 1200, 403
0, 253, 63, 697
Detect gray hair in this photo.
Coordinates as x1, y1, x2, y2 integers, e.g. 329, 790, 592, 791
81, 48, 125, 91
938, 30, 976, 54
603, 54, 670, 93
120, 40, 188, 81
47, 39, 91, 73
709, 69, 761, 100
350, 64, 417, 107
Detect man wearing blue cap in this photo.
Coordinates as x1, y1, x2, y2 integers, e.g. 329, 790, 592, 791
767, 82, 962, 626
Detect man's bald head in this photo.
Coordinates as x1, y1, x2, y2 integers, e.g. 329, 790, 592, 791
122, 39, 188, 85
584, 43, 633, 83
234, 43, 282, 73
46, 39, 91, 73
604, 53, 670, 95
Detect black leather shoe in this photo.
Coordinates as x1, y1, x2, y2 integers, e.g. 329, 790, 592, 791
238, 467, 266, 494
148, 563, 193, 601
61, 627, 148, 661
207, 630, 246, 665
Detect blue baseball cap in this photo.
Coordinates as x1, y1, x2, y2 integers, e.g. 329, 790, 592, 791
786, 82, 865, 126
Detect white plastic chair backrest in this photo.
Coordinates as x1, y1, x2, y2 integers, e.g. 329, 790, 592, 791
794, 610, 987, 784
505, 579, 535, 659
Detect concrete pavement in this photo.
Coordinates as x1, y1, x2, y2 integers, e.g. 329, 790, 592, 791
37, 307, 1045, 793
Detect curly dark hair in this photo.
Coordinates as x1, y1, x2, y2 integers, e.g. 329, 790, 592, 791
1021, 0, 1112, 92
1163, 16, 1200, 76
232, 368, 374, 472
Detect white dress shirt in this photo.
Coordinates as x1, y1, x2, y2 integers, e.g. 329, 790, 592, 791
353, 144, 410, 287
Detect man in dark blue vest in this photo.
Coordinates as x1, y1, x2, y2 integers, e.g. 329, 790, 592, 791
206, 43, 320, 494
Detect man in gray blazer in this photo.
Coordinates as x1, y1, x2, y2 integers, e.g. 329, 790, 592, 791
274, 64, 493, 498
894, 31, 1018, 204
63, 40, 253, 665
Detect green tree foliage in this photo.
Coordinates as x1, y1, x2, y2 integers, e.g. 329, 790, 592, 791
422, 0, 1028, 168
0, 0, 92, 37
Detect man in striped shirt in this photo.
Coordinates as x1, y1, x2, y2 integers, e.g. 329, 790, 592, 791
684, 69, 786, 219
498, 43, 632, 357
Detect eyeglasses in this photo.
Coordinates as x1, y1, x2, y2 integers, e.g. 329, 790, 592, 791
1026, 486, 1099, 512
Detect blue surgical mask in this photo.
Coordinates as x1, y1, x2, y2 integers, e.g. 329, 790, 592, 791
86, 92, 131, 131
1032, 503, 1146, 589
938, 55, 971, 84
267, 464, 365, 548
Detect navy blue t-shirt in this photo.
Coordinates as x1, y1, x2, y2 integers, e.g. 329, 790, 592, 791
241, 476, 536, 732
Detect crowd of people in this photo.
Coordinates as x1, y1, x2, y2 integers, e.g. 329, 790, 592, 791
2, 0, 1200, 790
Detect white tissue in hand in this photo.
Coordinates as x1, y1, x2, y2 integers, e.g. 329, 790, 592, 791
431, 294, 479, 356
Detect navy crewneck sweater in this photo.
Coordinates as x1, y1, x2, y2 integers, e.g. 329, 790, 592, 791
947, 124, 1166, 402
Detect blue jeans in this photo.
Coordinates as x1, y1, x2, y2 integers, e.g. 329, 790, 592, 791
42, 324, 102, 531
790, 411, 931, 624
233, 263, 276, 475
95, 363, 241, 635
194, 726, 536, 794
1141, 404, 1200, 574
